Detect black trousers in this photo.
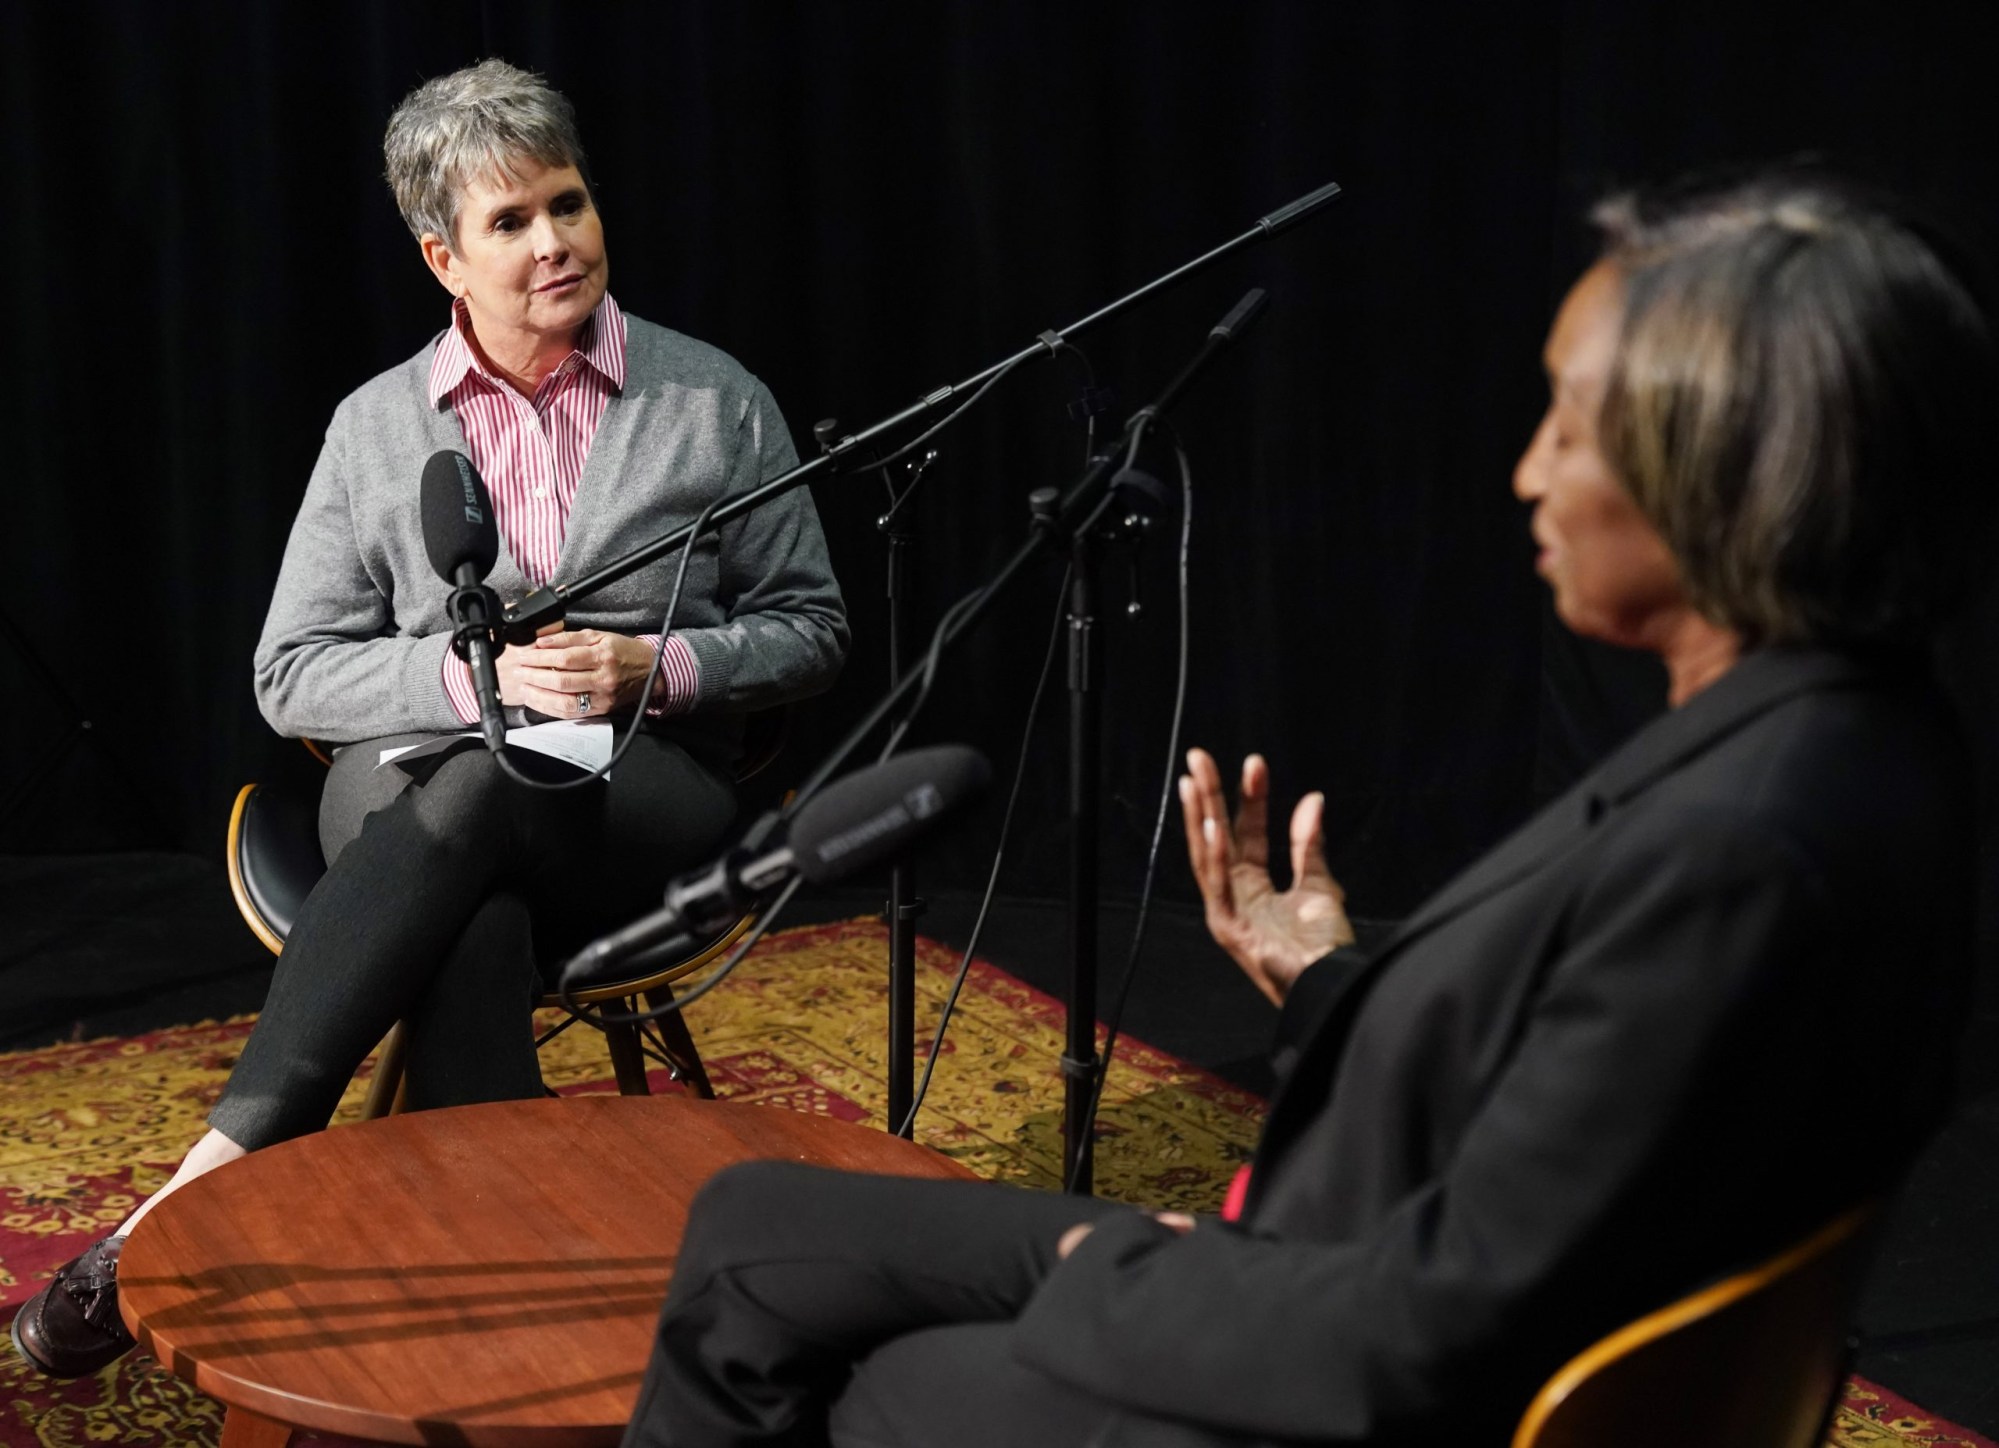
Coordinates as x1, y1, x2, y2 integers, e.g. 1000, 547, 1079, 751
622, 1161, 1147, 1448
208, 732, 737, 1149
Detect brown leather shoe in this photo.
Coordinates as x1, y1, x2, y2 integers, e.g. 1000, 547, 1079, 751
8, 1236, 136, 1378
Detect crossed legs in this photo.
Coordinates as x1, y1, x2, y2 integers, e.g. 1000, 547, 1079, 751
117, 734, 735, 1238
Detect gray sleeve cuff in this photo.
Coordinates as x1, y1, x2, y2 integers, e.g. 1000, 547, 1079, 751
683, 626, 740, 712
400, 631, 475, 734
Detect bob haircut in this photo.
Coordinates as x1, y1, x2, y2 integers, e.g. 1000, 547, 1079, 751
1593, 173, 1997, 648
383, 58, 591, 244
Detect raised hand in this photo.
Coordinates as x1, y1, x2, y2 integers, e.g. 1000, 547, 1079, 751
1178, 748, 1355, 1006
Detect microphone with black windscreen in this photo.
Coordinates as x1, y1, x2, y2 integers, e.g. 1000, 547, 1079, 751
420, 450, 508, 753
561, 744, 993, 988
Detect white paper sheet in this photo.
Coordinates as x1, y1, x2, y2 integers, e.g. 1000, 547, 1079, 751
377, 720, 616, 777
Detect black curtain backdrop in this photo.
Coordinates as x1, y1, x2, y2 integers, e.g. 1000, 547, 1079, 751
4, 0, 1995, 919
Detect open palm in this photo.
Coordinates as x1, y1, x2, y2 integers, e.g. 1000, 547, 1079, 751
1178, 749, 1354, 1006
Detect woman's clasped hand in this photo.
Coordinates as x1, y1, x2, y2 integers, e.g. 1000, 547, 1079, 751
500, 628, 661, 719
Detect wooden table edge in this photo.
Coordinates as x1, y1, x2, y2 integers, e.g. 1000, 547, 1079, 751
118, 1098, 978, 1446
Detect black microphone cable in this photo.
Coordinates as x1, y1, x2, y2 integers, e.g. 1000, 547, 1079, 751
879, 417, 1177, 1141
503, 343, 1101, 791
876, 366, 1119, 767
552, 496, 1038, 1041
889, 372, 1102, 1135
489, 490, 726, 794
853, 325, 1100, 494
1065, 422, 1195, 1194
545, 349, 1068, 1022
875, 583, 986, 764
549, 346, 1101, 1057
874, 339, 1101, 531
555, 873, 806, 1030
894, 564, 1072, 1138
508, 489, 758, 1076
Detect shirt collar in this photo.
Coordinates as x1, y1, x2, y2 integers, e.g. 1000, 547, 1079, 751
427, 292, 627, 408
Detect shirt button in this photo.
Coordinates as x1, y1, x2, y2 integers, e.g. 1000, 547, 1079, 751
533, 484, 550, 499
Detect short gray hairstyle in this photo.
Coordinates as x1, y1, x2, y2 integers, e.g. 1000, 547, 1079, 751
383, 59, 591, 242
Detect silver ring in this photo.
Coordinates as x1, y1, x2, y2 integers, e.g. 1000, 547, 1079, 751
575, 692, 590, 715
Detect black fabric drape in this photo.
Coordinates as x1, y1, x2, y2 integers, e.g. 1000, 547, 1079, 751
3, 0, 1994, 918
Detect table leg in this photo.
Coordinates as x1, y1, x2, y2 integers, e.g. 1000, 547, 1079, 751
219, 1405, 297, 1447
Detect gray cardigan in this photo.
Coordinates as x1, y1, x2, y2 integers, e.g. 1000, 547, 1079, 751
254, 315, 848, 752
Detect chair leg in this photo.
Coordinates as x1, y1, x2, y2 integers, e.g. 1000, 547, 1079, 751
643, 985, 715, 1100
604, 1003, 653, 1097
359, 1022, 409, 1119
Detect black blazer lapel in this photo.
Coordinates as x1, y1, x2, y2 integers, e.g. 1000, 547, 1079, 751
1244, 788, 1597, 1204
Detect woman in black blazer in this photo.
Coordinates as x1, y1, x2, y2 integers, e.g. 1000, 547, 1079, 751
616, 174, 1995, 1448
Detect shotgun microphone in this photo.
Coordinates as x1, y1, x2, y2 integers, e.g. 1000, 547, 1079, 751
562, 744, 992, 988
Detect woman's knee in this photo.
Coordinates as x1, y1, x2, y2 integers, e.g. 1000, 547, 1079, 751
677, 1161, 832, 1277
413, 748, 519, 828
453, 892, 535, 958
415, 891, 540, 1004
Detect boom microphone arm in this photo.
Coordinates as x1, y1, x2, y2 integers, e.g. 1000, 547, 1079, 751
497, 181, 1340, 640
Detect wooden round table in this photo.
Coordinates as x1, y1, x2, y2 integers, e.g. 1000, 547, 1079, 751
116, 1096, 976, 1446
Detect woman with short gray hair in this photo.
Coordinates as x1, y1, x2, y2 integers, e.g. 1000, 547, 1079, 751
384, 57, 596, 250
13, 58, 848, 1380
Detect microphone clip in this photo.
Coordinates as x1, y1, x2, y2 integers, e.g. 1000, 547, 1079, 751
446, 582, 504, 663
661, 851, 761, 940
1066, 385, 1115, 423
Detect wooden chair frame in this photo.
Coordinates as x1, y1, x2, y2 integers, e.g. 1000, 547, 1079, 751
1512, 1203, 1876, 1448
225, 782, 287, 956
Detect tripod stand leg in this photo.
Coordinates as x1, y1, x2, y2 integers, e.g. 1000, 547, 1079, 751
604, 1004, 654, 1097
642, 985, 716, 1100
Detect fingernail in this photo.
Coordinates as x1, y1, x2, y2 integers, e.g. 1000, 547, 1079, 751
1203, 818, 1219, 844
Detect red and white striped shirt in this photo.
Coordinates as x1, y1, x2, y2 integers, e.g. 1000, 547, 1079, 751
429, 293, 700, 722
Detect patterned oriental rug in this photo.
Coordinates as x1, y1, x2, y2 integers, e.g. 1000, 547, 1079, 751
0, 917, 1990, 1448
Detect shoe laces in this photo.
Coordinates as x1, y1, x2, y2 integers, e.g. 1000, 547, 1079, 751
58, 1240, 130, 1334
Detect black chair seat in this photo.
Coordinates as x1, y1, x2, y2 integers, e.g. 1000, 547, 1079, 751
229, 783, 326, 947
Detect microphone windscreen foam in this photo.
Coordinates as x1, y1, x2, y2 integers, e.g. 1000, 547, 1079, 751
420, 450, 500, 582
788, 746, 992, 885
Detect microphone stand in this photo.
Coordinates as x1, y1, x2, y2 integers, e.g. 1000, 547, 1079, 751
881, 452, 932, 1138
1060, 288, 1267, 1194
829, 419, 940, 1142
493, 181, 1341, 642
748, 292, 1267, 1180
483, 181, 1338, 1151
1064, 520, 1103, 1188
